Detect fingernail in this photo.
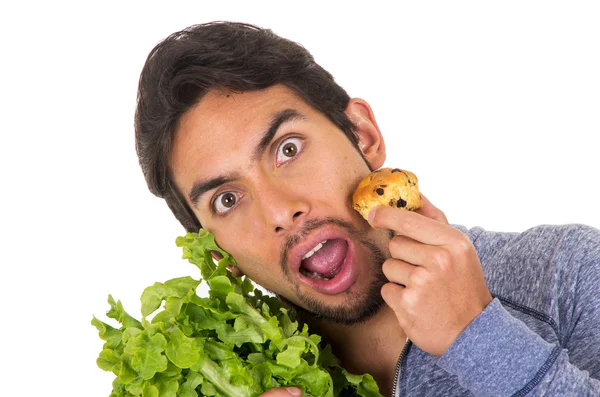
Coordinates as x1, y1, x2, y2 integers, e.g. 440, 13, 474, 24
286, 387, 302, 396
368, 208, 377, 223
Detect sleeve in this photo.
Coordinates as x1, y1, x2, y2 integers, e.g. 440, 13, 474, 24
436, 225, 600, 396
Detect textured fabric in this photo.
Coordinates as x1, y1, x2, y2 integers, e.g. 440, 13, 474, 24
395, 224, 600, 396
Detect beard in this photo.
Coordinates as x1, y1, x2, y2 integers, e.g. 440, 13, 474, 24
273, 217, 390, 325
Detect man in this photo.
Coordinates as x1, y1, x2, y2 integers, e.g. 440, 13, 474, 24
134, 22, 600, 396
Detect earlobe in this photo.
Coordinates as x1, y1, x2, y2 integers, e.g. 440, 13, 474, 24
344, 99, 386, 170
212, 250, 245, 277
227, 264, 245, 278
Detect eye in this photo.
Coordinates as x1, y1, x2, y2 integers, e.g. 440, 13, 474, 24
276, 137, 304, 166
212, 191, 242, 215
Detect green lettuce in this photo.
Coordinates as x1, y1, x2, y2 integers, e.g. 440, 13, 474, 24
93, 229, 383, 397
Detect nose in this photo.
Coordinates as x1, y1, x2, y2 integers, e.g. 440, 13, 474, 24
256, 180, 310, 234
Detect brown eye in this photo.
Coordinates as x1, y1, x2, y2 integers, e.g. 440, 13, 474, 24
276, 137, 304, 166
221, 193, 236, 208
213, 191, 241, 215
282, 142, 297, 157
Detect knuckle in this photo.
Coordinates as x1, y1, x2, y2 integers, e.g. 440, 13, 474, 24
454, 235, 473, 255
400, 217, 415, 232
390, 212, 414, 234
410, 266, 427, 287
432, 249, 452, 270
400, 288, 418, 310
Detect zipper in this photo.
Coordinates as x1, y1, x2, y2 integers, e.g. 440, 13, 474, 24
391, 337, 412, 397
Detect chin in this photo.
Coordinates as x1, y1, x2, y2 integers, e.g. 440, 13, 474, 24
279, 260, 388, 326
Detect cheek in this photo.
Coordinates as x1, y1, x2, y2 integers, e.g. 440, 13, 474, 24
236, 257, 288, 294
215, 231, 282, 282
303, 155, 363, 195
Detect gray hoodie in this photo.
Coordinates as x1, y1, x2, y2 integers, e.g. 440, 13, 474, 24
393, 224, 600, 396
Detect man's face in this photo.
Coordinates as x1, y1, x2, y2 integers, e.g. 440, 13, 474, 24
170, 85, 391, 324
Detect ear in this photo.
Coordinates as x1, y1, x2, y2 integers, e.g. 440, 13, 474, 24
227, 265, 245, 278
211, 250, 245, 277
344, 98, 386, 170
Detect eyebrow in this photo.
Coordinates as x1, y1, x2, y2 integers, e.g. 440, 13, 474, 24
188, 108, 307, 208
189, 174, 238, 208
252, 108, 307, 162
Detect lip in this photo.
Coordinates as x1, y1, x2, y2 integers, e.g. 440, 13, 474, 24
288, 226, 358, 295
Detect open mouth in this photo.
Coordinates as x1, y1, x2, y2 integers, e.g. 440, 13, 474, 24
299, 239, 348, 281
291, 232, 357, 295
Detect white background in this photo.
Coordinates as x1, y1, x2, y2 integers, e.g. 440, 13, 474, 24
1, 1, 598, 396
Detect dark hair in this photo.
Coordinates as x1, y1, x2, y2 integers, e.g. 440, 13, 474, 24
135, 21, 359, 232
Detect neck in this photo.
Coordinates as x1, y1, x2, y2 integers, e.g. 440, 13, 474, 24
304, 305, 406, 396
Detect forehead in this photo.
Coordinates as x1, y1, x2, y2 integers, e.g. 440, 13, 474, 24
169, 85, 319, 192
178, 85, 308, 135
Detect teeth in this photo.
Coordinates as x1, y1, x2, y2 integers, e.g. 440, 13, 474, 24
302, 240, 327, 260
301, 269, 332, 281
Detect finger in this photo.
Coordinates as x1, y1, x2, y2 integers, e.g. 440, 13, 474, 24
369, 205, 460, 246
388, 235, 443, 267
381, 258, 416, 286
260, 387, 303, 396
415, 194, 448, 224
381, 282, 412, 329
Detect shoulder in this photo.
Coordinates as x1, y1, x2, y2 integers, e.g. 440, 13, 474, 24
454, 223, 600, 308
496, 224, 600, 276
498, 223, 600, 295
552, 224, 600, 265
454, 223, 600, 270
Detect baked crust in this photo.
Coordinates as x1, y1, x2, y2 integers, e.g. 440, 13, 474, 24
352, 168, 423, 220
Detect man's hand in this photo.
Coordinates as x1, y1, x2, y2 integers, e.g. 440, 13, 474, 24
369, 195, 493, 357
257, 387, 302, 396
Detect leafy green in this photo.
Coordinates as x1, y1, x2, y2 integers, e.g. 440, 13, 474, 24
93, 228, 383, 397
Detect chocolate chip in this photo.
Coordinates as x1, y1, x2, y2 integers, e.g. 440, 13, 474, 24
376, 188, 384, 196
392, 168, 401, 173
396, 198, 407, 208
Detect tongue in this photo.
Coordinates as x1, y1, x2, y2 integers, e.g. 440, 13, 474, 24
301, 239, 348, 274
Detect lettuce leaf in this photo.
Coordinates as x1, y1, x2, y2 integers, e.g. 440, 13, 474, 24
93, 229, 383, 397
